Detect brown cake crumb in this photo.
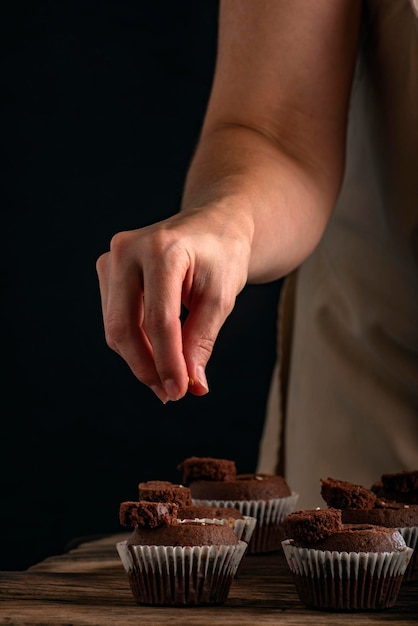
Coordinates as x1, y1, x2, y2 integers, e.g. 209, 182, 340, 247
119, 500, 178, 528
321, 477, 377, 509
283, 508, 343, 546
178, 456, 237, 484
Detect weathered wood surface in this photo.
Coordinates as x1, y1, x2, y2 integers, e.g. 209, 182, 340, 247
0, 533, 417, 625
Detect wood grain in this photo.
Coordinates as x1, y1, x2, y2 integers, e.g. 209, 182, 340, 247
0, 533, 417, 625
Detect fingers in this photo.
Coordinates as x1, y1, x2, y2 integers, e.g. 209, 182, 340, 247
97, 230, 191, 402
97, 241, 169, 400
181, 276, 238, 397
140, 239, 192, 399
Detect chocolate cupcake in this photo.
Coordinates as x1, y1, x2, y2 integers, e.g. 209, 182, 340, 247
117, 500, 247, 606
282, 508, 413, 611
138, 478, 256, 545
321, 476, 418, 582
179, 456, 299, 554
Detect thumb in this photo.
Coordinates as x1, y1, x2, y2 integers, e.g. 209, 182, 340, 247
188, 364, 210, 397
182, 302, 232, 397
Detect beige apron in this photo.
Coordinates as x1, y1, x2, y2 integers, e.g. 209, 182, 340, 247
257, 0, 418, 508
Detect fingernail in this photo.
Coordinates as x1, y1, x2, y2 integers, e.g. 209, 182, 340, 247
163, 379, 182, 401
151, 385, 169, 404
196, 365, 209, 392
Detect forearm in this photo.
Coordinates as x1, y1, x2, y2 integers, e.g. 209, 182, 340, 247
181, 0, 361, 283
181, 121, 345, 283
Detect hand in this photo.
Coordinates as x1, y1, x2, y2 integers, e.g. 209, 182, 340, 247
96, 205, 252, 403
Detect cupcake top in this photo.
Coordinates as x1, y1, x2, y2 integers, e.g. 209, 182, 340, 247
341, 500, 418, 528
177, 504, 244, 521
189, 472, 292, 500
371, 469, 418, 505
310, 525, 407, 553
138, 480, 192, 507
120, 499, 240, 547
127, 520, 239, 547
283, 508, 406, 552
321, 476, 418, 528
178, 457, 291, 501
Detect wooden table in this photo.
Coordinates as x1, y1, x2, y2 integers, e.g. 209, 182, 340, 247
0, 533, 417, 625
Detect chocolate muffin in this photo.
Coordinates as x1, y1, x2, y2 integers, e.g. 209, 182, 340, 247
134, 478, 256, 545
321, 476, 418, 582
179, 456, 299, 554
116, 500, 247, 606
341, 500, 418, 582
282, 508, 413, 611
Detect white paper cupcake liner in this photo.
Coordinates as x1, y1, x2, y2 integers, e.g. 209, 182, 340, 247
399, 525, 418, 582
192, 492, 299, 553
116, 539, 247, 606
282, 539, 413, 610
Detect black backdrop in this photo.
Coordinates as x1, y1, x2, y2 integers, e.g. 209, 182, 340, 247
1, 0, 282, 570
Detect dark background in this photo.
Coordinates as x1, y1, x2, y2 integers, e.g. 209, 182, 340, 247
1, 0, 282, 570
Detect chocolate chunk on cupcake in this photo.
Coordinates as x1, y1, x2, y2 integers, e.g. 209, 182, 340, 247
321, 477, 377, 509
371, 469, 418, 504
119, 500, 178, 528
283, 507, 343, 546
178, 456, 237, 482
138, 480, 192, 507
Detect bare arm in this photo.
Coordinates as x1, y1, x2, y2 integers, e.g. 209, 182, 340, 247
182, 0, 361, 281
96, 0, 361, 401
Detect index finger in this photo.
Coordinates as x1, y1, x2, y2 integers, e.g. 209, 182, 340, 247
141, 246, 190, 401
